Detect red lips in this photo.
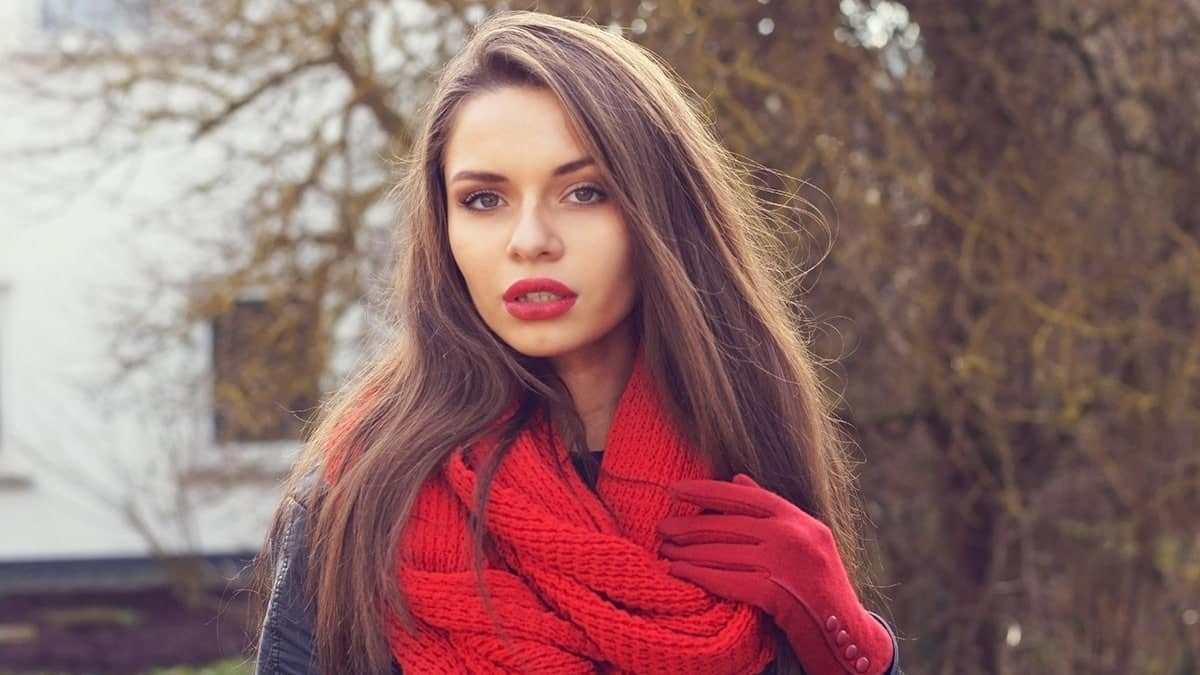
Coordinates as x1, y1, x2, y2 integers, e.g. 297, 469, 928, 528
503, 278, 578, 321
503, 278, 577, 302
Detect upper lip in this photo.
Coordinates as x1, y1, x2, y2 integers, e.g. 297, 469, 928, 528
504, 277, 577, 302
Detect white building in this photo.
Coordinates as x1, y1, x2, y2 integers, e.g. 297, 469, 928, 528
0, 0, 309, 587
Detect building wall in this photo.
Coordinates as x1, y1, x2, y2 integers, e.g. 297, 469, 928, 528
0, 0, 293, 561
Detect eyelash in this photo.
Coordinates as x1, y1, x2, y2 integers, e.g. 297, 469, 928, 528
459, 184, 608, 211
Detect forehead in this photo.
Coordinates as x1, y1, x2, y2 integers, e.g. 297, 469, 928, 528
443, 85, 592, 175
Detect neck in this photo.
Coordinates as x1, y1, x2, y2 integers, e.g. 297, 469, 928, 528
550, 320, 637, 452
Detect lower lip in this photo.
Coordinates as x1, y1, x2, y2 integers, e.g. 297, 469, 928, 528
504, 296, 577, 320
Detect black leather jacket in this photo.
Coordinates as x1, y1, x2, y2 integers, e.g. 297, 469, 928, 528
254, 487, 903, 675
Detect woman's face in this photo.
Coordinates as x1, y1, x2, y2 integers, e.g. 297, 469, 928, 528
443, 85, 638, 360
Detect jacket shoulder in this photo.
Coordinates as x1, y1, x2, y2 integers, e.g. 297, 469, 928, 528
254, 490, 319, 675
255, 470, 404, 674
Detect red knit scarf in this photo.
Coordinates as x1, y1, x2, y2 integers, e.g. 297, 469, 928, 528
387, 351, 777, 673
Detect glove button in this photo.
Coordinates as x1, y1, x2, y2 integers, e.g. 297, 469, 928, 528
825, 615, 839, 632
844, 644, 859, 659
836, 630, 850, 646
854, 657, 870, 673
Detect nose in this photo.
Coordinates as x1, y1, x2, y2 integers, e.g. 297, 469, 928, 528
506, 203, 563, 262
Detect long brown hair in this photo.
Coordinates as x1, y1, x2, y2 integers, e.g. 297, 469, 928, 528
254, 10, 872, 675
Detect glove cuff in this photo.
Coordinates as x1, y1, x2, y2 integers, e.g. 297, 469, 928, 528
777, 602, 894, 675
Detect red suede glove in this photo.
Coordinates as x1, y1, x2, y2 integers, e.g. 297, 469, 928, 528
656, 473, 893, 675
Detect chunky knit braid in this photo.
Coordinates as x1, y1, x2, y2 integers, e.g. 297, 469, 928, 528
387, 351, 777, 673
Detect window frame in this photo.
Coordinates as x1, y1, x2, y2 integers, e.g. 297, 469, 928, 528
0, 281, 8, 457
0, 281, 31, 490
208, 288, 322, 450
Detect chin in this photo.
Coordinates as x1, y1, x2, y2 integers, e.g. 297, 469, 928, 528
495, 327, 589, 360
504, 338, 580, 359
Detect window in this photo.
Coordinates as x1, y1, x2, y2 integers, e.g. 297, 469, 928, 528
210, 294, 322, 445
39, 0, 151, 33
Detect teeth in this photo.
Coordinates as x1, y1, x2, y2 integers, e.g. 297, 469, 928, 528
518, 292, 564, 302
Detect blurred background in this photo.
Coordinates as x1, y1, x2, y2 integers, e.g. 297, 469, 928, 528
0, 1, 1196, 674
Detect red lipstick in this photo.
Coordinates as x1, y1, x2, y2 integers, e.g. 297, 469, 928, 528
503, 277, 578, 320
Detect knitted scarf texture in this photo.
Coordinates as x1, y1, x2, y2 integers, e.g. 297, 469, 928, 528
388, 351, 777, 673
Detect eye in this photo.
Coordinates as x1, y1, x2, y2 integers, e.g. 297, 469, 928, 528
461, 191, 504, 211
566, 185, 607, 205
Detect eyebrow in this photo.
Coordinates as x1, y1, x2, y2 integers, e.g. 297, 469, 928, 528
448, 157, 595, 184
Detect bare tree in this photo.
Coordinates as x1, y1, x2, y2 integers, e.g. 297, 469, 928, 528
9, 1, 1199, 672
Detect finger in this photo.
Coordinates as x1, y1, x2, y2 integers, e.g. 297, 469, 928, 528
658, 541, 766, 573
665, 561, 770, 608
656, 514, 765, 545
732, 473, 762, 489
667, 478, 778, 518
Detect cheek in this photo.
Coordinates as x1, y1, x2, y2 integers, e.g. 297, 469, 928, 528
603, 229, 635, 291
448, 225, 484, 302
447, 225, 482, 292
582, 227, 638, 314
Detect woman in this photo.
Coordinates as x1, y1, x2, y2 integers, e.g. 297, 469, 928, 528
255, 10, 901, 675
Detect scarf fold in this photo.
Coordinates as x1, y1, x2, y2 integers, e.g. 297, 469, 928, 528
387, 350, 777, 674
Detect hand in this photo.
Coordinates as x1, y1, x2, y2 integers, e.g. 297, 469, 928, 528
655, 473, 893, 675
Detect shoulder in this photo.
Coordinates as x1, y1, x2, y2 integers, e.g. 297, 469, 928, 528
255, 477, 320, 674
256, 468, 404, 674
